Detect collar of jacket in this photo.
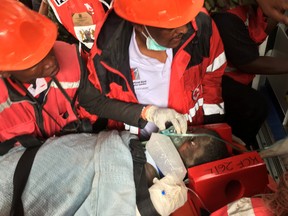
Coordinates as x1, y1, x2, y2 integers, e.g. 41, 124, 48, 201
95, 11, 211, 95
3, 77, 52, 103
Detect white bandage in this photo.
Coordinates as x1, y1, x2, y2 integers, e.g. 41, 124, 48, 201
149, 174, 188, 216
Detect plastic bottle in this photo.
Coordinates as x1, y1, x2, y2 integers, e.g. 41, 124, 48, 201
146, 133, 187, 182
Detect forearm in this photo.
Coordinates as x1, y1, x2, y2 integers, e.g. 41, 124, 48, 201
238, 56, 288, 75
82, 94, 146, 128
78, 75, 147, 128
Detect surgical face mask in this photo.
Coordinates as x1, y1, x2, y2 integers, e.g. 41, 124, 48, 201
141, 26, 167, 51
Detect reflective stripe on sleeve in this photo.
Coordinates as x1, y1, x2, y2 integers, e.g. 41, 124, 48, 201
0, 98, 12, 113
203, 102, 224, 115
206, 52, 226, 72
50, 81, 80, 89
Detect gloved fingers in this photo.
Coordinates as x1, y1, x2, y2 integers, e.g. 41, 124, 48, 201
144, 106, 187, 133
178, 114, 187, 134
170, 118, 181, 134
156, 120, 166, 131
170, 114, 187, 134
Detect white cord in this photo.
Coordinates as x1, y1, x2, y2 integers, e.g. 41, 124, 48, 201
186, 187, 211, 214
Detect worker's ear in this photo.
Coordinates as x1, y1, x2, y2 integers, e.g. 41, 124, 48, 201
0, 72, 11, 78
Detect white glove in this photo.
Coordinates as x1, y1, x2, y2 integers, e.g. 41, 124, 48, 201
143, 105, 187, 134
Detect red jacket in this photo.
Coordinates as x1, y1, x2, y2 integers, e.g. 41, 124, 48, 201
0, 41, 147, 142
88, 10, 226, 130
0, 41, 94, 141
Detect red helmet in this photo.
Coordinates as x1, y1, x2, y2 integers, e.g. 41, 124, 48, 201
113, 0, 204, 28
0, 0, 57, 71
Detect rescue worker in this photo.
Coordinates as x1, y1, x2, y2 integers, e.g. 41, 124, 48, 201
211, 4, 288, 149
0, 0, 187, 143
37, 0, 288, 64
88, 0, 227, 140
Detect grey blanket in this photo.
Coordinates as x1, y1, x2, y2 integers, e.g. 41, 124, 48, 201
0, 131, 136, 216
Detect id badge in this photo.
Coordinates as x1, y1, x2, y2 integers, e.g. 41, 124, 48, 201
72, 12, 95, 48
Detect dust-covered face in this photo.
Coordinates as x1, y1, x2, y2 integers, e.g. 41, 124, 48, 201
177, 135, 212, 168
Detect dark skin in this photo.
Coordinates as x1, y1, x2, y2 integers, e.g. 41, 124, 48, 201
0, 49, 59, 84
133, 24, 188, 63
256, 0, 288, 25
144, 136, 211, 187
145, 128, 216, 187
231, 9, 288, 75
145, 163, 160, 188
177, 135, 213, 168
238, 56, 288, 75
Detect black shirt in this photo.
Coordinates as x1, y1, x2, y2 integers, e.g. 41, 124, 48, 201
212, 12, 259, 67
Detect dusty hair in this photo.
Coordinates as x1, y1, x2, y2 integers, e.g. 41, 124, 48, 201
183, 128, 230, 167
263, 171, 288, 216
194, 130, 229, 166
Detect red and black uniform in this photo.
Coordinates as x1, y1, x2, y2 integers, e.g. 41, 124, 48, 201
0, 41, 146, 142
212, 6, 268, 148
88, 9, 227, 130
215, 6, 268, 85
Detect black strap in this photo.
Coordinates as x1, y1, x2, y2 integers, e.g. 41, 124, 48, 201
0, 138, 18, 156
4, 135, 44, 216
129, 139, 160, 216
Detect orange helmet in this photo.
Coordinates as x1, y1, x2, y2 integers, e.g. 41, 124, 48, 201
113, 0, 204, 28
0, 0, 57, 71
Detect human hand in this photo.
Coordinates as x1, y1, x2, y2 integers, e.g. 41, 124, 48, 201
256, 0, 288, 24
143, 105, 187, 134
260, 137, 288, 170
259, 137, 288, 158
